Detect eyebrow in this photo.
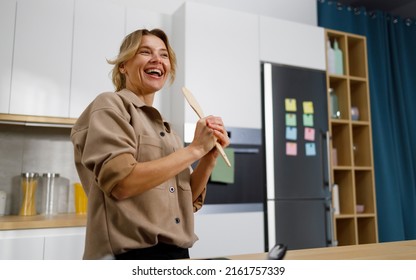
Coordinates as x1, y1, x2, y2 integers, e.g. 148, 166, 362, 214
138, 45, 168, 52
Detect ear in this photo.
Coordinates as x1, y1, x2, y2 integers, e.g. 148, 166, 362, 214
119, 64, 126, 74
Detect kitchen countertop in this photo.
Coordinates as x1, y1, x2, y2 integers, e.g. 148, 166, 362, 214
226, 240, 416, 260
0, 213, 86, 230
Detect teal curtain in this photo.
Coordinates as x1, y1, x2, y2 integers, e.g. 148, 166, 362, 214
318, 0, 416, 242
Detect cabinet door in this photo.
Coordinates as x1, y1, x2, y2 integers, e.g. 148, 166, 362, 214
43, 228, 86, 260
172, 3, 261, 130
0, 229, 45, 260
259, 16, 326, 71
0, 0, 16, 114
69, 0, 125, 118
190, 209, 264, 258
0, 237, 44, 260
10, 0, 74, 117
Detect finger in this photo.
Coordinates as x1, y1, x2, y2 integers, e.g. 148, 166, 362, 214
206, 117, 225, 131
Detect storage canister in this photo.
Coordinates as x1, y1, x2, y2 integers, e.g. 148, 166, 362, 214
19, 172, 39, 216
40, 173, 61, 215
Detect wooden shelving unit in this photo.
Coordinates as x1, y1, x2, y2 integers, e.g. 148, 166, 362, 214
325, 29, 378, 246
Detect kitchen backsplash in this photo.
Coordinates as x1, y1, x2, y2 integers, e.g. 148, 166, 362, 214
0, 124, 79, 215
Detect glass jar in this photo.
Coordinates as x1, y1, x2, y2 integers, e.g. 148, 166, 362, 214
19, 172, 39, 216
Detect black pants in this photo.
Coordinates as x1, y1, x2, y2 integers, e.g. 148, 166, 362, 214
115, 243, 190, 260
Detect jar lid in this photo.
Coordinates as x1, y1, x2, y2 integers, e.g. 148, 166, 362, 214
42, 173, 60, 178
21, 172, 39, 178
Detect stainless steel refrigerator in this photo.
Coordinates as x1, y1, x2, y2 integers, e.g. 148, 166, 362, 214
262, 62, 334, 250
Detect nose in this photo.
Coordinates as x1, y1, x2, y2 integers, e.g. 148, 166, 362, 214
150, 53, 162, 63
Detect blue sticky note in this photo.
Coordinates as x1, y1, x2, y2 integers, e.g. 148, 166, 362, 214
286, 127, 297, 140
286, 113, 297, 126
303, 114, 314, 127
305, 143, 316, 156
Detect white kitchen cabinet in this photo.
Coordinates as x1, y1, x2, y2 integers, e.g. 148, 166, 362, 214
259, 16, 326, 71
43, 229, 86, 260
190, 206, 264, 259
0, 236, 44, 260
0, 227, 86, 260
69, 0, 125, 118
171, 2, 261, 137
10, 0, 74, 118
0, 0, 16, 114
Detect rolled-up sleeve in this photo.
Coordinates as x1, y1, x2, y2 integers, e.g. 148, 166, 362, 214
80, 106, 138, 196
99, 153, 137, 196
193, 188, 206, 212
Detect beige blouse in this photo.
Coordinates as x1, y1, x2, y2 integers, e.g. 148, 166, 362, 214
71, 89, 206, 259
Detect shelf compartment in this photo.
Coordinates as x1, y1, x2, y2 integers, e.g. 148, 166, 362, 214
354, 170, 375, 214
350, 79, 370, 122
335, 217, 356, 246
352, 125, 372, 167
357, 217, 377, 244
333, 169, 354, 215
327, 32, 347, 76
329, 76, 349, 120
347, 36, 367, 78
331, 123, 352, 166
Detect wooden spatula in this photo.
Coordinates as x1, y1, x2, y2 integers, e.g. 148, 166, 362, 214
182, 87, 231, 167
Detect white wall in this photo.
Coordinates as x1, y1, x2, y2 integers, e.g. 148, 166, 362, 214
106, 0, 317, 26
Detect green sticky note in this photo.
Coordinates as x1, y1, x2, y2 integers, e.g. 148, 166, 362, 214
303, 114, 314, 127
286, 113, 297, 126
210, 148, 235, 184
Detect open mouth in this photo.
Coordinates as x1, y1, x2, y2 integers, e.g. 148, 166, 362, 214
145, 68, 163, 77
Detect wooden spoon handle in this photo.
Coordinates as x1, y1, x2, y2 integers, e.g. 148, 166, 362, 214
182, 87, 231, 167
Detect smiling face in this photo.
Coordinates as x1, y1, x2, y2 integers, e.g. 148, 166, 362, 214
120, 34, 171, 103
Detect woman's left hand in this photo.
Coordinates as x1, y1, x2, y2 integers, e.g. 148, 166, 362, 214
204, 115, 230, 159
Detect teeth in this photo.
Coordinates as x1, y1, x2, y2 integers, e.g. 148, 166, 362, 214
145, 69, 162, 76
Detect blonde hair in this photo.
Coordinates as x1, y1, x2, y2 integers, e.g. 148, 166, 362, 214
107, 29, 177, 92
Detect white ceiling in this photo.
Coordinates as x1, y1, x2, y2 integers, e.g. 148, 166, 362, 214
339, 0, 416, 18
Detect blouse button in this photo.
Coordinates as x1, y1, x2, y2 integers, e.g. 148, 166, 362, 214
175, 218, 181, 224
169, 186, 175, 193
160, 131, 165, 137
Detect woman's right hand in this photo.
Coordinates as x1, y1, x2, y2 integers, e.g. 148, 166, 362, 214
189, 116, 219, 157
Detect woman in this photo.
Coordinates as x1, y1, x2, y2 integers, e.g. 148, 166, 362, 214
71, 28, 229, 260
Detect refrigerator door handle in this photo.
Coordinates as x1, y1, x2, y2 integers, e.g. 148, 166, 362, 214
325, 131, 338, 246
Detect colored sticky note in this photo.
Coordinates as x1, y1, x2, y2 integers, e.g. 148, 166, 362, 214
303, 114, 314, 127
286, 127, 297, 140
285, 113, 297, 126
286, 142, 297, 156
303, 101, 314, 114
285, 98, 297, 112
305, 143, 316, 156
304, 127, 315, 141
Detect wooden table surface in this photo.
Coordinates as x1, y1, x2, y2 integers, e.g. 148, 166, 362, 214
227, 240, 416, 260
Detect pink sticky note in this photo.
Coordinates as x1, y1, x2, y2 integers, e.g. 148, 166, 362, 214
286, 142, 297, 156
305, 127, 315, 141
